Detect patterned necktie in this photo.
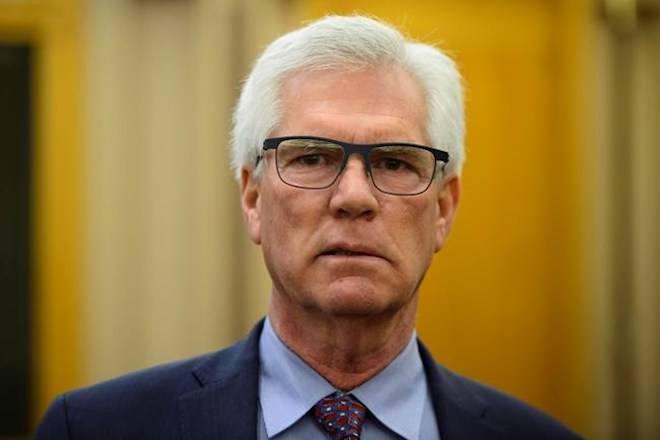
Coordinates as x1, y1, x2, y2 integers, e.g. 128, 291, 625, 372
313, 391, 367, 439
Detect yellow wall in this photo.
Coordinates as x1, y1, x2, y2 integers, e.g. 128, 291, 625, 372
0, 0, 84, 424
293, 0, 592, 435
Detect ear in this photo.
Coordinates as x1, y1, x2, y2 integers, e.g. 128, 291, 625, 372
240, 166, 262, 245
434, 175, 460, 252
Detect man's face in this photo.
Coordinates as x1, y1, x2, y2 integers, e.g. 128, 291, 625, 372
241, 67, 459, 319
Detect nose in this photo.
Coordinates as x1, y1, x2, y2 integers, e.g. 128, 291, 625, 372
328, 154, 379, 219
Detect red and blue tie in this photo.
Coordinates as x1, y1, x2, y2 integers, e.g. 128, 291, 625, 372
314, 392, 367, 439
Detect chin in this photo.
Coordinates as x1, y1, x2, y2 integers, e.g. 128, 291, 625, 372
308, 282, 406, 318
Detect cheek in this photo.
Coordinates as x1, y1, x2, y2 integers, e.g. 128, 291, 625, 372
391, 199, 438, 242
260, 195, 291, 250
260, 187, 317, 252
259, 193, 299, 285
388, 202, 439, 272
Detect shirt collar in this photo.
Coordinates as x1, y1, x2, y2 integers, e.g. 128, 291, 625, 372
258, 317, 427, 439
259, 318, 335, 437
350, 330, 427, 439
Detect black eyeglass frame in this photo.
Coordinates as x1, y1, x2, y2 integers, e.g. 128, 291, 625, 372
257, 135, 450, 196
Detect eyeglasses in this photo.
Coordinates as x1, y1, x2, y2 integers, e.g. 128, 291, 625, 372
259, 136, 449, 196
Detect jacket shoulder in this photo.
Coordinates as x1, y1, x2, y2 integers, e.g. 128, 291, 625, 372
35, 352, 212, 440
74, 351, 213, 406
448, 367, 581, 439
35, 330, 259, 440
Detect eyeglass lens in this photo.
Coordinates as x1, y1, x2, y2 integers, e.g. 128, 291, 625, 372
274, 138, 437, 195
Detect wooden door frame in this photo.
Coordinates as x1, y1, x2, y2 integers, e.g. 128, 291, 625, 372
0, 0, 84, 426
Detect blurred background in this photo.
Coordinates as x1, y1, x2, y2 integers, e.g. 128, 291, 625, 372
0, 0, 658, 438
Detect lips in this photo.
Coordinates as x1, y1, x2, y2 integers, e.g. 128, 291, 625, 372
321, 249, 371, 257
318, 243, 386, 260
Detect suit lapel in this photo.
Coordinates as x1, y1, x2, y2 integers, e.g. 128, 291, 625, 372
178, 321, 264, 440
419, 341, 506, 440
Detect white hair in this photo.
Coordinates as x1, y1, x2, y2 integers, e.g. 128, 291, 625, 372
231, 15, 465, 179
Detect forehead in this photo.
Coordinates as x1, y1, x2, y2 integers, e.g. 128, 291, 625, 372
274, 66, 428, 144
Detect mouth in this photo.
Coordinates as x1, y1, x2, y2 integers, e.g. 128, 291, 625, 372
321, 249, 373, 257
318, 244, 386, 261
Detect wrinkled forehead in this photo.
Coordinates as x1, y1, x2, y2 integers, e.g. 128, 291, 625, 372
274, 66, 429, 144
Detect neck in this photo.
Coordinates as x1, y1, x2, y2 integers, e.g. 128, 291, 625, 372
268, 294, 418, 391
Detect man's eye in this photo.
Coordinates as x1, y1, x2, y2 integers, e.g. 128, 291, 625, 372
374, 157, 410, 171
296, 154, 324, 166
382, 158, 404, 170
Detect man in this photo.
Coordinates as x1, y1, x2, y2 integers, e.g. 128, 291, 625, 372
37, 15, 581, 439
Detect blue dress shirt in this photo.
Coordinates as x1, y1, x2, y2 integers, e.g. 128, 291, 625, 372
257, 318, 440, 439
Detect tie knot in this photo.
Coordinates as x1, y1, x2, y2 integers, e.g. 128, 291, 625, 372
313, 392, 367, 439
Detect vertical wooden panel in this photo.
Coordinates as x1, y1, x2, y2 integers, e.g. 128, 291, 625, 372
291, 0, 591, 435
0, 0, 85, 424
0, 43, 32, 437
83, 0, 288, 387
628, 13, 660, 440
32, 0, 84, 423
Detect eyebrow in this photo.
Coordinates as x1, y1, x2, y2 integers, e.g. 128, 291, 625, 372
297, 131, 422, 145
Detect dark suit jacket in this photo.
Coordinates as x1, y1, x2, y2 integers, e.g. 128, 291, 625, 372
36, 320, 581, 439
